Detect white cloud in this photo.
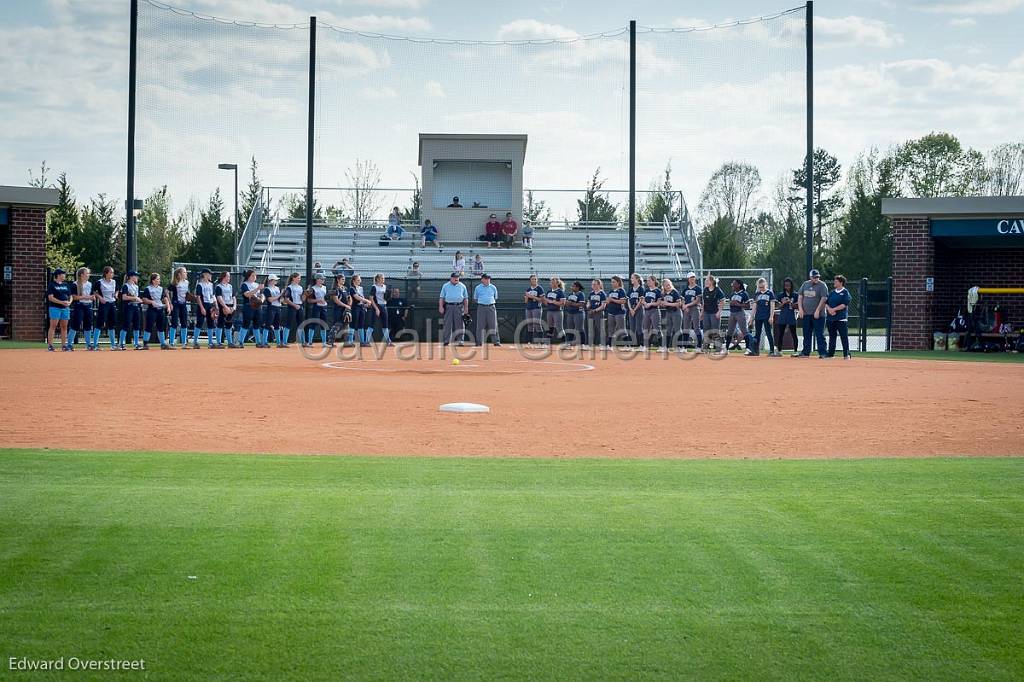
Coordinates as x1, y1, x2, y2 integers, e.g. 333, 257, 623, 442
359, 85, 398, 100
948, 16, 979, 25
424, 80, 445, 98
346, 0, 425, 8
326, 14, 431, 33
495, 19, 579, 41
913, 0, 1024, 14
815, 16, 903, 48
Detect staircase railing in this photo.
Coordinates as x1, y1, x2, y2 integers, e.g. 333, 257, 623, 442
661, 216, 684, 278
234, 194, 264, 267
257, 208, 281, 272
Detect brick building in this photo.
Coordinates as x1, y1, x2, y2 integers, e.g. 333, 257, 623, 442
0, 186, 59, 341
882, 197, 1024, 350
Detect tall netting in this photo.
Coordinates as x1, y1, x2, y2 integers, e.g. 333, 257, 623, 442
314, 26, 629, 222
135, 1, 806, 241
135, 0, 310, 210
636, 11, 807, 222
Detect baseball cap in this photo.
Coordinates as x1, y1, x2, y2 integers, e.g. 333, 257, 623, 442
267, 274, 279, 281
127, 270, 140, 278
809, 269, 821, 278
52, 268, 66, 277
481, 273, 491, 280
489, 213, 496, 218
450, 272, 459, 278
200, 267, 212, 275
314, 273, 325, 281
686, 271, 697, 279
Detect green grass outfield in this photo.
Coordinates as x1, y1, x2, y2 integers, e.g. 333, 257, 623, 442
1, 450, 1022, 680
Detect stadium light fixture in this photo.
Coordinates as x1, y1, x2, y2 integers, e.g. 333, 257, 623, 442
124, 198, 144, 217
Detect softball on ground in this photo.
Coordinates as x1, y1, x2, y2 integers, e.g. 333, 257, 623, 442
451, 358, 460, 366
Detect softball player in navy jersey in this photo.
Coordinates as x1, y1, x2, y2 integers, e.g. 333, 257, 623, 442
238, 269, 264, 347
95, 266, 118, 350
627, 273, 644, 348
586, 279, 606, 348
604, 276, 627, 347
283, 272, 304, 346
725, 279, 754, 352
680, 272, 701, 348
215, 271, 237, 348
563, 282, 586, 346
701, 275, 725, 348
328, 275, 352, 346
140, 273, 170, 349
523, 274, 544, 345
304, 273, 329, 347
350, 274, 374, 347
67, 267, 96, 350
660, 278, 683, 350
824, 275, 852, 359
775, 278, 799, 353
544, 277, 565, 343
119, 271, 143, 350
370, 273, 392, 345
641, 276, 662, 348
166, 266, 190, 348
263, 274, 285, 347
192, 268, 218, 348
747, 277, 776, 357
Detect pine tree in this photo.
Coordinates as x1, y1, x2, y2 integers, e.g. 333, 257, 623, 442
833, 150, 896, 280
77, 195, 124, 271
240, 156, 264, 226
524, 190, 551, 224
577, 168, 618, 224
181, 190, 234, 265
789, 148, 844, 257
136, 187, 185, 277
641, 162, 679, 224
699, 216, 748, 269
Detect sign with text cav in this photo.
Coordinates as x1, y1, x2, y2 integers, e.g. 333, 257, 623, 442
931, 218, 1024, 239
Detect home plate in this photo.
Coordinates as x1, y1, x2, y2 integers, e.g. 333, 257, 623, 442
439, 402, 490, 414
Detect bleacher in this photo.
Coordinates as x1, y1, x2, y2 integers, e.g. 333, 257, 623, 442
246, 219, 697, 280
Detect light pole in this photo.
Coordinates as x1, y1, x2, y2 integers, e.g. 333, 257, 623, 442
218, 163, 239, 264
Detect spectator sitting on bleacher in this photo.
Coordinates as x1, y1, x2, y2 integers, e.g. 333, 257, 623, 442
383, 207, 404, 243
407, 262, 422, 278
501, 212, 518, 248
453, 251, 466, 275
480, 213, 501, 247
447, 196, 463, 208
332, 259, 354, 278
420, 220, 442, 250
472, 254, 484, 277
522, 220, 535, 250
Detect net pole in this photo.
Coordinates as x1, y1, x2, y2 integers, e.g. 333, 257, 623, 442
628, 20, 636, 276
305, 16, 317, 285
125, 0, 138, 273
804, 1, 814, 275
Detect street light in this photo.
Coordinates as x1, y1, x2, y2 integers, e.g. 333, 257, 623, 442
218, 163, 239, 264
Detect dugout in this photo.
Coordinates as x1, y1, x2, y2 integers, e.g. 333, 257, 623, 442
883, 197, 1024, 350
419, 134, 528, 242
0, 185, 58, 341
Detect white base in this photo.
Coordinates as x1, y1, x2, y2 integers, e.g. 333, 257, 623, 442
439, 402, 490, 414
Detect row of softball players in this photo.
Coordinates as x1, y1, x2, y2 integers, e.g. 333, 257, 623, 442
520, 272, 800, 355
44, 266, 392, 350
281, 271, 394, 348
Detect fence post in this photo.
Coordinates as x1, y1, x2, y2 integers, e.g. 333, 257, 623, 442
885, 276, 893, 352
858, 277, 868, 353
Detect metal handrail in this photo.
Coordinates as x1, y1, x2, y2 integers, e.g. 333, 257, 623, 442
234, 194, 263, 266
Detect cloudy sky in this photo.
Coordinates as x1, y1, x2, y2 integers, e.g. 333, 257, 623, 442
3, 0, 1023, 219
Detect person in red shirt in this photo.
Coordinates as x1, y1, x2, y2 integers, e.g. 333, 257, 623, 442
480, 213, 501, 248
501, 212, 519, 248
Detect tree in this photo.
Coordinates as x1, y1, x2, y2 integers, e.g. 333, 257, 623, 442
577, 168, 619, 224
343, 158, 383, 229
283, 193, 322, 221
985, 142, 1024, 196
699, 215, 748, 270
136, 187, 185, 277
696, 162, 761, 227
48, 172, 81, 256
524, 190, 551, 225
832, 149, 896, 280
77, 194, 124, 271
789, 148, 844, 252
240, 156, 265, 226
641, 162, 680, 224
181, 190, 234, 265
891, 132, 987, 197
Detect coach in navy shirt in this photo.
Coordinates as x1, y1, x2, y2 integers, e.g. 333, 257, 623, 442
824, 275, 852, 359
